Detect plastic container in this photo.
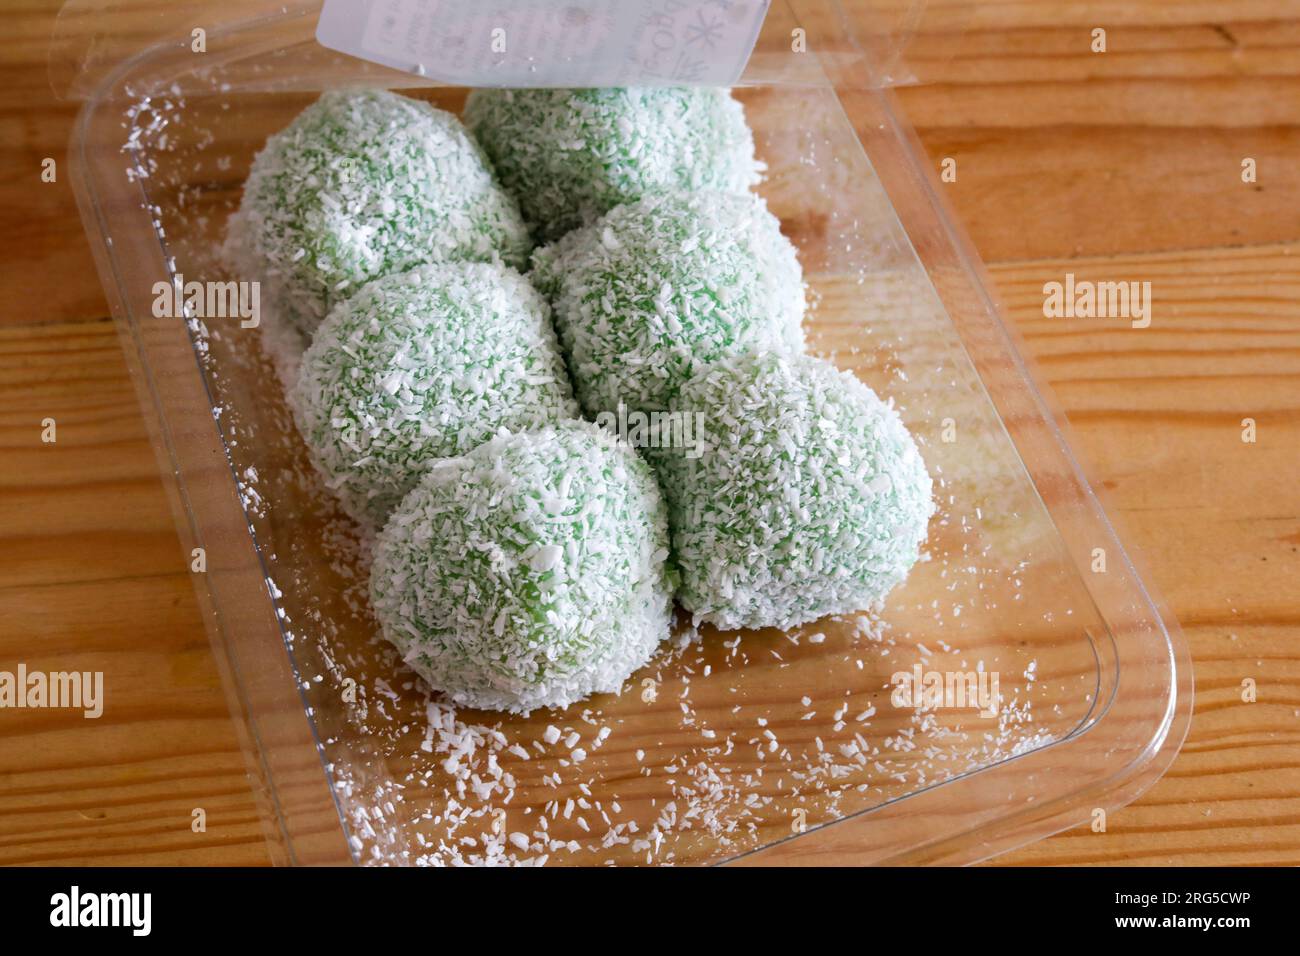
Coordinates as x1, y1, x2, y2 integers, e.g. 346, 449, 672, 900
58, 0, 1192, 865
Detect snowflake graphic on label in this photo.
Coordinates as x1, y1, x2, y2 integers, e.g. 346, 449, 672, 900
685, 9, 725, 49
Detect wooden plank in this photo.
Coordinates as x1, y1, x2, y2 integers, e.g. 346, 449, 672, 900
0, 319, 203, 588
0, 315, 271, 864
987, 244, 1300, 864
0, 0, 1296, 865
0, 571, 270, 865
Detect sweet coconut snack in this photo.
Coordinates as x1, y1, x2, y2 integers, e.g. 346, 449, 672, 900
464, 87, 760, 242
229, 89, 531, 335
370, 421, 676, 713
290, 261, 577, 526
531, 190, 805, 417
655, 351, 935, 631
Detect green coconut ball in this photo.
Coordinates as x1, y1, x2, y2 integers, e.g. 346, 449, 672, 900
463, 87, 760, 242
229, 89, 531, 335
290, 261, 577, 526
656, 351, 935, 631
531, 191, 805, 417
370, 421, 676, 713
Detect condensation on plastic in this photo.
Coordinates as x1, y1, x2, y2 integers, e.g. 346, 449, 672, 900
59, 0, 1191, 867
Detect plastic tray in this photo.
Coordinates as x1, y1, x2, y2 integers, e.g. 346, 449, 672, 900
63, 0, 1192, 865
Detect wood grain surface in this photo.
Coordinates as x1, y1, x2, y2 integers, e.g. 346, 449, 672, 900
0, 0, 1297, 865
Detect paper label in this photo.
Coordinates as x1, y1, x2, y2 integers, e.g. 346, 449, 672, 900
316, 0, 770, 87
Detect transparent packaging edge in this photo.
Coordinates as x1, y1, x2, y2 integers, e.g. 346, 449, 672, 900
730, 80, 1193, 865
66, 67, 357, 866
59, 0, 1192, 866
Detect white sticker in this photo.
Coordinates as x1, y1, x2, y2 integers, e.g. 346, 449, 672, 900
316, 0, 771, 87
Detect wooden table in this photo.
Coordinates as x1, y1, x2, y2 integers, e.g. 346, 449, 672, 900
1, 1, 1296, 865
